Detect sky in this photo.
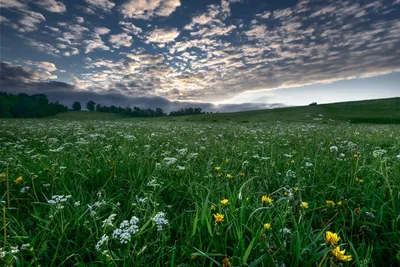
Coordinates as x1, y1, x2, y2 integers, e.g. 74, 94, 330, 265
0, 0, 399, 112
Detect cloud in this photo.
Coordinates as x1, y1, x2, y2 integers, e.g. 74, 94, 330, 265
23, 37, 61, 56
84, 0, 115, 13
33, 0, 66, 13
119, 21, 142, 35
75, 16, 84, 23
84, 37, 110, 53
109, 33, 132, 48
94, 27, 111, 35
37, 61, 57, 72
17, 10, 46, 32
0, 0, 27, 9
120, 0, 181, 19
146, 28, 179, 43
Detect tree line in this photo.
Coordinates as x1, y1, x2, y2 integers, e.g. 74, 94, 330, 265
0, 92, 207, 118
71, 100, 207, 117
0, 92, 68, 118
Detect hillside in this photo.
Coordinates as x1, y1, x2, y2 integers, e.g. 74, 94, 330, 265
51, 97, 400, 123
158, 97, 400, 124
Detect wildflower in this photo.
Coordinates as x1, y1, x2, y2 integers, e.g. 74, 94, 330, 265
337, 201, 343, 206
74, 201, 81, 206
21, 244, 30, 250
331, 246, 352, 262
20, 186, 30, 193
96, 234, 109, 252
353, 153, 359, 159
300, 202, 309, 209
264, 223, 271, 231
220, 199, 229, 206
225, 159, 230, 164
153, 212, 169, 231
356, 178, 364, 183
112, 216, 140, 244
294, 186, 299, 191
215, 166, 221, 171
261, 195, 273, 205
14, 176, 23, 184
326, 200, 335, 207
290, 159, 295, 164
226, 173, 232, 179
214, 213, 224, 224
211, 204, 216, 211
284, 192, 288, 197
222, 257, 231, 267
102, 214, 117, 228
240, 172, 246, 177
330, 146, 338, 152
325, 231, 340, 246
217, 173, 222, 177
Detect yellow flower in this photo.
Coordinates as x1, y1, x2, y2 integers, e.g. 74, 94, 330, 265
14, 176, 23, 184
294, 186, 299, 191
220, 199, 229, 206
214, 213, 224, 224
326, 200, 335, 207
211, 205, 216, 211
353, 153, 359, 159
331, 246, 352, 262
215, 166, 221, 171
300, 202, 309, 208
284, 192, 288, 197
222, 257, 231, 267
337, 201, 343, 206
226, 173, 232, 179
290, 159, 295, 164
325, 231, 340, 246
261, 195, 273, 205
356, 178, 364, 183
225, 159, 230, 164
217, 173, 222, 177
263, 223, 271, 231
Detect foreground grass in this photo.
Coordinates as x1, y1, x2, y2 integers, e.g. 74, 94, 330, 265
0, 119, 399, 266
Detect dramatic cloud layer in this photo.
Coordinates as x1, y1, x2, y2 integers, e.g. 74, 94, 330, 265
1, 0, 399, 109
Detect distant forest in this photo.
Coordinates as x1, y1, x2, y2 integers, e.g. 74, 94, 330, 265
0, 92, 207, 118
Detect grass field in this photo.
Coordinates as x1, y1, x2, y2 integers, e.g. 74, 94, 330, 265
1, 100, 400, 266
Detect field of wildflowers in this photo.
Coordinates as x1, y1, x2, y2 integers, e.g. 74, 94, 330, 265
0, 119, 399, 266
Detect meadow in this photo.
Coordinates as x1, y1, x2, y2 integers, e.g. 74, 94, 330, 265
1, 116, 399, 266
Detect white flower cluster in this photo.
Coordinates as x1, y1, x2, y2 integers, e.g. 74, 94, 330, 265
95, 234, 109, 252
330, 146, 338, 152
152, 212, 168, 231
372, 149, 387, 158
47, 195, 72, 209
112, 216, 139, 244
102, 214, 117, 228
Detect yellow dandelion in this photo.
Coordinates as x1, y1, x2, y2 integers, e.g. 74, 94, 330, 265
217, 173, 222, 177
222, 257, 231, 267
353, 153, 359, 159
226, 173, 232, 179
14, 176, 23, 184
215, 166, 221, 171
325, 231, 340, 246
337, 201, 343, 206
331, 246, 352, 262
211, 205, 216, 211
300, 201, 309, 209
220, 199, 229, 206
214, 213, 224, 224
294, 186, 299, 191
326, 200, 335, 207
290, 159, 295, 164
261, 195, 273, 205
356, 178, 364, 183
263, 223, 271, 231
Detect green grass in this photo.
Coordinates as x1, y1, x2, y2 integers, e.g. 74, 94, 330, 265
156, 97, 400, 123
0, 117, 399, 266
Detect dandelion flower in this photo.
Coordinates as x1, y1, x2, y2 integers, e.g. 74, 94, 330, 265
264, 223, 271, 231
211, 204, 216, 211
337, 201, 343, 207
294, 186, 299, 191
220, 199, 229, 206
353, 153, 359, 159
261, 195, 273, 205
331, 246, 352, 262
356, 178, 364, 183
326, 200, 335, 207
222, 257, 231, 267
215, 166, 221, 171
14, 176, 23, 184
226, 173, 232, 179
214, 213, 224, 224
325, 231, 340, 246
300, 202, 309, 209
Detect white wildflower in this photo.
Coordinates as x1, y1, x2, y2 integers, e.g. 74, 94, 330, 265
102, 214, 117, 228
20, 186, 30, 193
96, 234, 109, 252
153, 212, 169, 231
163, 157, 178, 165
112, 216, 139, 244
330, 146, 338, 152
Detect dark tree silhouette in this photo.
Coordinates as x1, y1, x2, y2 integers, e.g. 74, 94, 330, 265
86, 100, 96, 111
72, 101, 82, 111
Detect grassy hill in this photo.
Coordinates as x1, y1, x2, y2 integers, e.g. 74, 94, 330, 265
52, 97, 400, 123
159, 97, 400, 124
